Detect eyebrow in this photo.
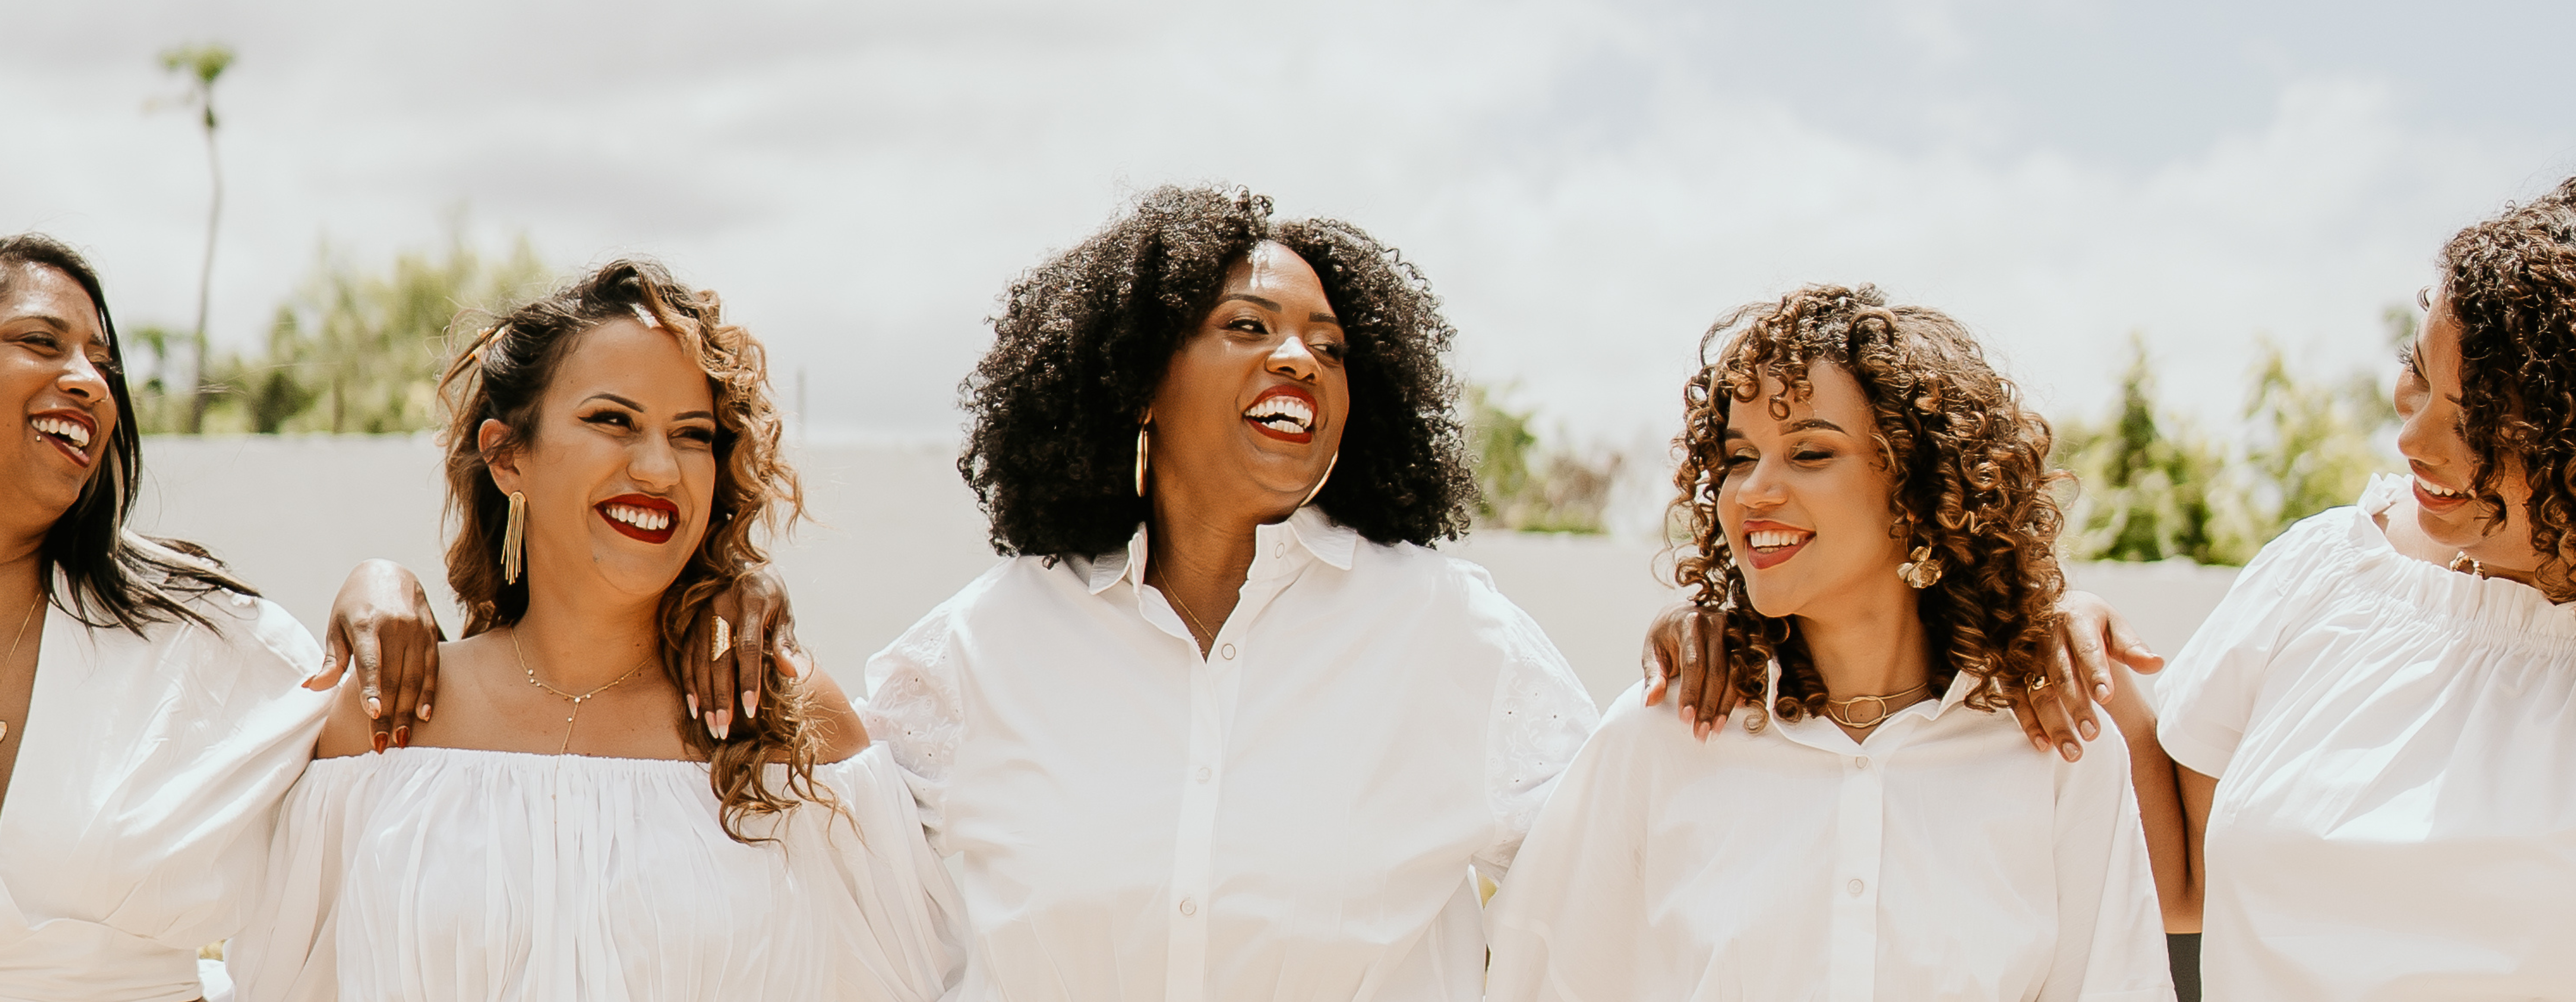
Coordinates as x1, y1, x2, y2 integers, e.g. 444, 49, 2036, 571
1220, 293, 1282, 312
583, 394, 715, 423
1784, 418, 1844, 433
1308, 311, 1341, 325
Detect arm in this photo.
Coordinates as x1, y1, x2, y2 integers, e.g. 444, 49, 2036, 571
2171, 765, 2217, 932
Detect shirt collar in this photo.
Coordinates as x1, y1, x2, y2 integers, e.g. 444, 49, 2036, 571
1081, 506, 1358, 596
1763, 655, 1985, 751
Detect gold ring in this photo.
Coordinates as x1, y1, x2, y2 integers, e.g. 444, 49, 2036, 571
2028, 672, 2054, 693
711, 617, 733, 660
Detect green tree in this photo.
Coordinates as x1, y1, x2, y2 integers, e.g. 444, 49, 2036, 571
1465, 384, 1623, 534
2055, 336, 2235, 563
158, 42, 235, 434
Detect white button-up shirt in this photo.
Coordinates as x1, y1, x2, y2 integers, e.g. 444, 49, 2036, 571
1486, 672, 2173, 1002
2159, 475, 2576, 999
864, 507, 1598, 1001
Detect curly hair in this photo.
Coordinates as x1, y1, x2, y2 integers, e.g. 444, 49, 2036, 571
2440, 175, 2576, 599
436, 259, 821, 842
1670, 285, 2067, 724
960, 185, 1477, 558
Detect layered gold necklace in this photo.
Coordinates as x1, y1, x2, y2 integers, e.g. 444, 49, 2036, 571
1823, 681, 1931, 729
0, 599, 38, 744
509, 628, 653, 754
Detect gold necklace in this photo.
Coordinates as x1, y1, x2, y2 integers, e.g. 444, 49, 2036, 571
1147, 569, 1217, 650
1824, 681, 1931, 729
509, 628, 653, 754
0, 598, 39, 744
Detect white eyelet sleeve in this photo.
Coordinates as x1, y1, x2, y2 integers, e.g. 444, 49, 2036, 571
862, 601, 968, 856
2156, 507, 2355, 777
1468, 566, 1600, 885
1484, 687, 1658, 1002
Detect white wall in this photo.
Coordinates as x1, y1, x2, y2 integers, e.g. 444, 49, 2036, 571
127, 435, 2238, 708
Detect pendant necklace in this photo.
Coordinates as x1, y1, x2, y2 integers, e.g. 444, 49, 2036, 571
1146, 567, 1218, 653
510, 628, 653, 754
0, 598, 39, 744
1824, 681, 1931, 729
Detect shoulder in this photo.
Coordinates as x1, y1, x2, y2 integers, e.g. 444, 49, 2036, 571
799, 668, 873, 764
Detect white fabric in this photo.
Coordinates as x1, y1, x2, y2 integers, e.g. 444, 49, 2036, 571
0, 585, 329, 1002
862, 506, 1599, 1002
1487, 673, 2174, 1002
226, 744, 962, 1001
2157, 473, 2576, 1000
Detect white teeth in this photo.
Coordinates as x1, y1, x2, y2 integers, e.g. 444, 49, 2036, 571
604, 504, 671, 531
1243, 395, 1315, 432
2417, 478, 2465, 499
1747, 529, 1811, 549
31, 416, 90, 449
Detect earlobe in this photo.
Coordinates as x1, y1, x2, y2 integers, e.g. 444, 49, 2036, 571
478, 418, 521, 491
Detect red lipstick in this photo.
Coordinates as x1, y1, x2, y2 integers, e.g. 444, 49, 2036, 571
1244, 385, 1320, 445
596, 494, 680, 545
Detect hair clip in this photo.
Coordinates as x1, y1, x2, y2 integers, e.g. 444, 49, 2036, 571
467, 324, 508, 365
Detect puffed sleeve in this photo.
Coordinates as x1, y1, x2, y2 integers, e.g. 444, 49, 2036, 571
226, 757, 378, 1002
1466, 567, 1600, 885
2155, 504, 2356, 777
2043, 717, 2177, 1002
812, 746, 969, 1000
861, 602, 967, 856
1483, 683, 1656, 1002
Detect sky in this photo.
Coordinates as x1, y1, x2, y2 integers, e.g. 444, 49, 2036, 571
6, 0, 2574, 452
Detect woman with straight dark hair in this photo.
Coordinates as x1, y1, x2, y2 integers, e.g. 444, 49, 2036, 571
0, 233, 332, 1001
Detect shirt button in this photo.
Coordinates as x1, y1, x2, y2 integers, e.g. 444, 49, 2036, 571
1854, 755, 1870, 769
1847, 879, 1865, 896
1195, 766, 1212, 783
1220, 643, 1237, 660
1274, 542, 1286, 558
1179, 898, 1198, 917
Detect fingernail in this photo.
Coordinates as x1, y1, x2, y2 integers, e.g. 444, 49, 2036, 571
2096, 683, 2113, 701
1680, 703, 1695, 722
2060, 741, 2082, 762
393, 725, 409, 748
371, 732, 389, 754
2033, 735, 2052, 753
417, 702, 432, 721
704, 713, 719, 740
2079, 719, 2099, 741
743, 689, 757, 721
716, 710, 732, 741
366, 697, 382, 720
688, 694, 698, 717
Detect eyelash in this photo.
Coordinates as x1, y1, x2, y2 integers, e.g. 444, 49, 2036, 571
582, 411, 714, 443
12, 332, 119, 374
1721, 448, 1830, 470
1227, 319, 1348, 361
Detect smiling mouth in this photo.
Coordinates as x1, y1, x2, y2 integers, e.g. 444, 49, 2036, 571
597, 496, 678, 544
1742, 527, 1813, 570
1244, 389, 1318, 444
2414, 475, 2469, 512
30, 413, 95, 465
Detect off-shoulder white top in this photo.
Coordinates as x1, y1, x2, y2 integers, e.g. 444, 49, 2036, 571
227, 744, 962, 1001
0, 586, 328, 1002
2159, 474, 2576, 999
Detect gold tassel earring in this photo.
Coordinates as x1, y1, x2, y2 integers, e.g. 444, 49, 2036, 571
503, 490, 528, 584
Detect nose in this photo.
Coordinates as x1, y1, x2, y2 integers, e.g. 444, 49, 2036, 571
629, 431, 683, 492
1266, 334, 1320, 382
57, 351, 109, 403
1733, 455, 1787, 511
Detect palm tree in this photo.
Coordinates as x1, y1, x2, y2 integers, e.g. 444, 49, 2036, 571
160, 42, 235, 434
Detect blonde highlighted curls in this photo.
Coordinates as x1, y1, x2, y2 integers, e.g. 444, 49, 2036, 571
1671, 285, 2067, 724
436, 258, 819, 843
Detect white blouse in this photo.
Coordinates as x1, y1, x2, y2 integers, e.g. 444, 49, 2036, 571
2157, 474, 2576, 999
0, 585, 329, 1002
862, 507, 1599, 1002
226, 744, 962, 1001
1486, 674, 2174, 1002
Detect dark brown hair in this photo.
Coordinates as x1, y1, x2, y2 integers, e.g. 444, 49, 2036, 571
1, 233, 255, 632
1671, 285, 2066, 722
2440, 176, 2576, 599
960, 185, 1477, 558
436, 258, 817, 841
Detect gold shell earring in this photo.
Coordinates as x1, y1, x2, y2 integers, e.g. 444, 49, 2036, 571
1898, 543, 1942, 589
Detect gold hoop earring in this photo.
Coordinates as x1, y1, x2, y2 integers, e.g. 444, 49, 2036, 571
502, 490, 528, 585
1134, 423, 1150, 498
1898, 543, 1942, 589
1300, 452, 1339, 507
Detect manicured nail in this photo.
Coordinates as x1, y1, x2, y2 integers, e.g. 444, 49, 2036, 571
2079, 719, 2099, 741
2060, 741, 2082, 762
366, 697, 382, 720
688, 694, 698, 718
704, 713, 719, 740
743, 689, 757, 721
1680, 703, 1695, 722
716, 710, 732, 740
417, 702, 432, 721
371, 732, 389, 754
393, 725, 409, 748
2095, 683, 2113, 701
2033, 735, 2053, 753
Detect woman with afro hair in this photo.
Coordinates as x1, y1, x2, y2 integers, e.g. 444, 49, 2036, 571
862, 186, 1597, 1000
1485, 286, 2174, 1001
2148, 176, 2576, 998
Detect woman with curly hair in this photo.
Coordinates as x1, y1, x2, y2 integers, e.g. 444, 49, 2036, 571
863, 185, 1597, 999
0, 234, 334, 1001
229, 260, 959, 1000
2152, 176, 2576, 997
1486, 286, 2174, 1001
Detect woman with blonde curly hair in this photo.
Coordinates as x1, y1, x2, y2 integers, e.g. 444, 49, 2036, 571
229, 260, 959, 1001
1486, 286, 2173, 1001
